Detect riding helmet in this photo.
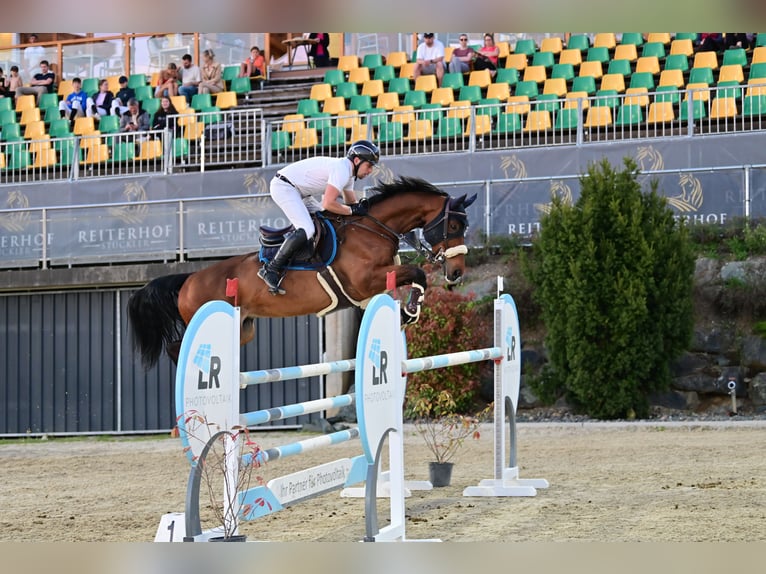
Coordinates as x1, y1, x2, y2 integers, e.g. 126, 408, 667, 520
346, 140, 380, 166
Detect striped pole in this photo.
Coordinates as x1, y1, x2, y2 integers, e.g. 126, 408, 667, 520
239, 358, 357, 387
402, 347, 501, 373
240, 394, 355, 426
242, 428, 361, 465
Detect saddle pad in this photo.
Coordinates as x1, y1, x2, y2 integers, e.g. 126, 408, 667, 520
258, 214, 338, 270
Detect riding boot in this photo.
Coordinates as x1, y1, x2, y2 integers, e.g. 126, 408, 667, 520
257, 228, 308, 295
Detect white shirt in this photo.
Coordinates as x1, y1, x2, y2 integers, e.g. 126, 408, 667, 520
179, 64, 201, 85
417, 39, 445, 62
279, 156, 356, 211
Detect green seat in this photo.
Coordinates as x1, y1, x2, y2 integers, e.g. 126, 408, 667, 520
593, 89, 620, 109
43, 105, 60, 124
655, 86, 681, 104
664, 54, 688, 72
688, 67, 714, 85
615, 103, 643, 125
457, 85, 482, 103
403, 89, 427, 108
513, 38, 537, 56
141, 97, 161, 118
349, 94, 373, 114
494, 112, 523, 133
319, 126, 347, 147
0, 98, 13, 112
135, 85, 154, 101
200, 106, 221, 124
98, 115, 119, 135
722, 48, 748, 68
38, 92, 59, 109
476, 97, 501, 117
436, 116, 462, 138
674, 32, 698, 42
111, 142, 136, 162
0, 109, 18, 126
532, 51, 555, 69
555, 107, 580, 130
387, 77, 411, 95
376, 121, 403, 143
620, 33, 644, 46
54, 138, 76, 166
82, 77, 99, 97
417, 103, 443, 122
441, 72, 465, 92
296, 98, 321, 116
755, 33, 766, 48
271, 130, 291, 151
567, 34, 590, 52
1, 123, 22, 141
334, 81, 358, 100
191, 93, 213, 110
8, 148, 31, 170
641, 42, 666, 60
572, 76, 597, 95
362, 54, 384, 70
366, 109, 389, 127
173, 137, 189, 157
748, 63, 766, 82
306, 113, 332, 131
128, 73, 147, 89
743, 94, 766, 117
514, 80, 539, 98
229, 76, 250, 94
608, 59, 632, 77
551, 63, 575, 82
717, 81, 743, 100
679, 99, 707, 121
586, 47, 610, 63
48, 118, 71, 138
630, 71, 655, 90
323, 69, 345, 87
373, 65, 395, 83
495, 68, 519, 86
222, 65, 239, 84
535, 94, 560, 112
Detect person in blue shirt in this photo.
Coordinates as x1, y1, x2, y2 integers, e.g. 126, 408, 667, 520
58, 77, 89, 127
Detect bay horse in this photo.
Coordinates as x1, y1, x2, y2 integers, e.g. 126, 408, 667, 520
128, 176, 477, 369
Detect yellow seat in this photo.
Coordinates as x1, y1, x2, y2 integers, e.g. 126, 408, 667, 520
446, 100, 471, 120
468, 69, 492, 89
361, 79, 385, 98
19, 107, 41, 125
647, 101, 675, 123
543, 78, 567, 96
0, 152, 5, 169
465, 114, 493, 136
584, 106, 612, 127
281, 113, 305, 132
215, 91, 238, 110
310, 83, 333, 102
335, 110, 361, 129
390, 105, 415, 125
15, 94, 36, 113
322, 96, 346, 115
82, 143, 110, 165
486, 82, 511, 101
563, 91, 590, 110
710, 97, 737, 119
375, 91, 400, 110
558, 48, 582, 68
636, 56, 660, 76
79, 134, 103, 150
522, 65, 547, 84
170, 95, 188, 111
150, 72, 161, 88
414, 75, 438, 94
404, 118, 432, 140
670, 38, 694, 57
28, 139, 52, 154
347, 67, 370, 85
176, 108, 197, 125
540, 37, 563, 55
337, 55, 360, 72
106, 75, 122, 93
693, 51, 718, 71
444, 46, 454, 64
73, 116, 97, 136
593, 33, 616, 50
625, 87, 650, 107
31, 146, 57, 168
684, 83, 711, 102
752, 47, 766, 65
600, 73, 626, 93
385, 51, 409, 69
399, 62, 416, 79
659, 69, 685, 89
506, 95, 531, 115
23, 120, 47, 139
579, 60, 603, 79
183, 121, 205, 140
523, 110, 552, 132
614, 44, 638, 62
57, 80, 74, 97
647, 33, 671, 45
497, 41, 511, 59
430, 87, 454, 107
745, 80, 766, 97
504, 53, 528, 71
347, 123, 371, 143
718, 65, 744, 84
136, 139, 163, 160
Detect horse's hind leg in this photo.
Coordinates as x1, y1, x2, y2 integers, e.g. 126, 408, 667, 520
240, 316, 256, 347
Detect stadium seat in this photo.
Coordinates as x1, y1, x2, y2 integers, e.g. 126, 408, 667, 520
630, 72, 655, 90
390, 106, 414, 125
710, 97, 738, 119
319, 125, 347, 148
688, 67, 714, 86
387, 77, 411, 96
655, 86, 681, 105
305, 113, 332, 131
506, 95, 531, 115
742, 94, 766, 117
337, 55, 360, 73
323, 69, 345, 87
128, 73, 147, 89
48, 118, 72, 138
376, 91, 400, 111
571, 76, 596, 95
619, 33, 644, 46
566, 34, 591, 52
693, 51, 718, 71
191, 93, 213, 110
669, 38, 694, 57
385, 51, 409, 69
532, 51, 555, 69
540, 37, 563, 55
615, 103, 644, 126
15, 94, 36, 113
647, 33, 671, 45
494, 112, 523, 134
513, 38, 537, 56
183, 121, 205, 140
349, 94, 373, 114
613, 44, 638, 63
563, 91, 589, 110
551, 63, 575, 82
398, 63, 416, 80
504, 54, 528, 71
543, 78, 567, 97
465, 114, 493, 136
749, 63, 766, 82
170, 95, 188, 111
523, 65, 547, 85
524, 110, 552, 132
296, 98, 320, 117
600, 73, 626, 93
97, 115, 120, 134
495, 68, 519, 86
373, 65, 395, 83
376, 121, 403, 143
111, 141, 136, 162
19, 107, 41, 126
625, 87, 650, 107
82, 143, 110, 165
347, 67, 371, 85
404, 119, 433, 140
607, 59, 632, 77
42, 104, 59, 123
664, 54, 689, 72
335, 110, 361, 130
436, 116, 463, 138
584, 106, 613, 127
322, 96, 346, 115
73, 117, 98, 136
476, 97, 502, 117
593, 90, 620, 110
430, 87, 455, 106
719, 65, 744, 85
336, 81, 359, 100
723, 48, 748, 68
635, 56, 660, 76
514, 80, 539, 99
214, 91, 237, 110
0, 98, 13, 112
403, 90, 427, 108
535, 94, 560, 112
678, 99, 707, 122
641, 42, 666, 60
360, 79, 384, 98
441, 72, 465, 92
271, 130, 291, 152
310, 83, 333, 102
458, 85, 482, 103
290, 128, 319, 149
362, 54, 384, 70
281, 113, 305, 133
647, 101, 675, 124
486, 83, 511, 101
554, 107, 580, 130
593, 33, 616, 50
446, 100, 472, 120
57, 80, 74, 97
684, 83, 711, 102
23, 120, 47, 140
414, 75, 438, 94
659, 69, 685, 89
579, 61, 603, 80
586, 47, 610, 64
558, 49, 583, 68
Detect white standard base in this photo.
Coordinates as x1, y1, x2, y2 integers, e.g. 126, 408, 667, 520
154, 512, 187, 542
462, 467, 549, 497
340, 470, 433, 498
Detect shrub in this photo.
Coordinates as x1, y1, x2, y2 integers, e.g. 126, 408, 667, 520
523, 157, 695, 419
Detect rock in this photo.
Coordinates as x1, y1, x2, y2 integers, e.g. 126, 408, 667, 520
748, 373, 766, 407
518, 376, 542, 408
690, 326, 736, 354
521, 348, 545, 369
670, 352, 709, 377
741, 335, 766, 371
649, 390, 700, 410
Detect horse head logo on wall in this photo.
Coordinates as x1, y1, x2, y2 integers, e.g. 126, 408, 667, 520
229, 173, 270, 215
0, 190, 32, 232
107, 182, 148, 224
535, 180, 573, 215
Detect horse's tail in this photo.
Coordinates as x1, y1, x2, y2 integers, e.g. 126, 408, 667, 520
127, 273, 191, 370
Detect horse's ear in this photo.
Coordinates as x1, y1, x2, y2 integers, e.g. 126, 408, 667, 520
450, 194, 467, 209
464, 193, 478, 209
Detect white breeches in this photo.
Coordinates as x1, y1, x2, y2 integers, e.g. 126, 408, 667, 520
270, 178, 317, 239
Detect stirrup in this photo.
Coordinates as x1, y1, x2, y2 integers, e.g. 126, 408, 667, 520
401, 283, 425, 325
258, 266, 286, 295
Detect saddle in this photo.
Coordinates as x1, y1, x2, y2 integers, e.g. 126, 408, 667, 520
258, 212, 338, 270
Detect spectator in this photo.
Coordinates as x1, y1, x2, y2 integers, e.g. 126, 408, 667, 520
58, 77, 89, 127
89, 79, 117, 119
114, 75, 135, 115
119, 97, 150, 137
23, 33, 45, 78
449, 34, 476, 74
414, 33, 445, 87
178, 53, 201, 104
725, 33, 751, 50
473, 33, 499, 77
16, 59, 56, 104
151, 95, 181, 136
308, 33, 331, 68
155, 62, 179, 98
198, 49, 223, 95
239, 46, 265, 78
6, 66, 22, 103
698, 33, 723, 52
0, 68, 6, 98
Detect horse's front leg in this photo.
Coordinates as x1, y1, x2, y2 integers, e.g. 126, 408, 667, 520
380, 263, 427, 326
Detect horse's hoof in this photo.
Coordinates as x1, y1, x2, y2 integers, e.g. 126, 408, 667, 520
269, 286, 286, 296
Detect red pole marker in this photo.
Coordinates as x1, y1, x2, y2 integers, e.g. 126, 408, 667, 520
226, 277, 239, 307
386, 270, 396, 293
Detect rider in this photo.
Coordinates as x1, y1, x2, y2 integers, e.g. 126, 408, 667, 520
258, 139, 381, 295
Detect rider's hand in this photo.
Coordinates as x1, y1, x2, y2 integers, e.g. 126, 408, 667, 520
349, 201, 368, 216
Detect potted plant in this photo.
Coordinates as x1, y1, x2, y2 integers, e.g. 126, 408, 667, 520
177, 411, 266, 541
410, 388, 483, 487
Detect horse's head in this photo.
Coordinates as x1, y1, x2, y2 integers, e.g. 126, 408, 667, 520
422, 192, 477, 287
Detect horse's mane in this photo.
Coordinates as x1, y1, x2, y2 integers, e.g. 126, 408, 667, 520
365, 176, 448, 207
